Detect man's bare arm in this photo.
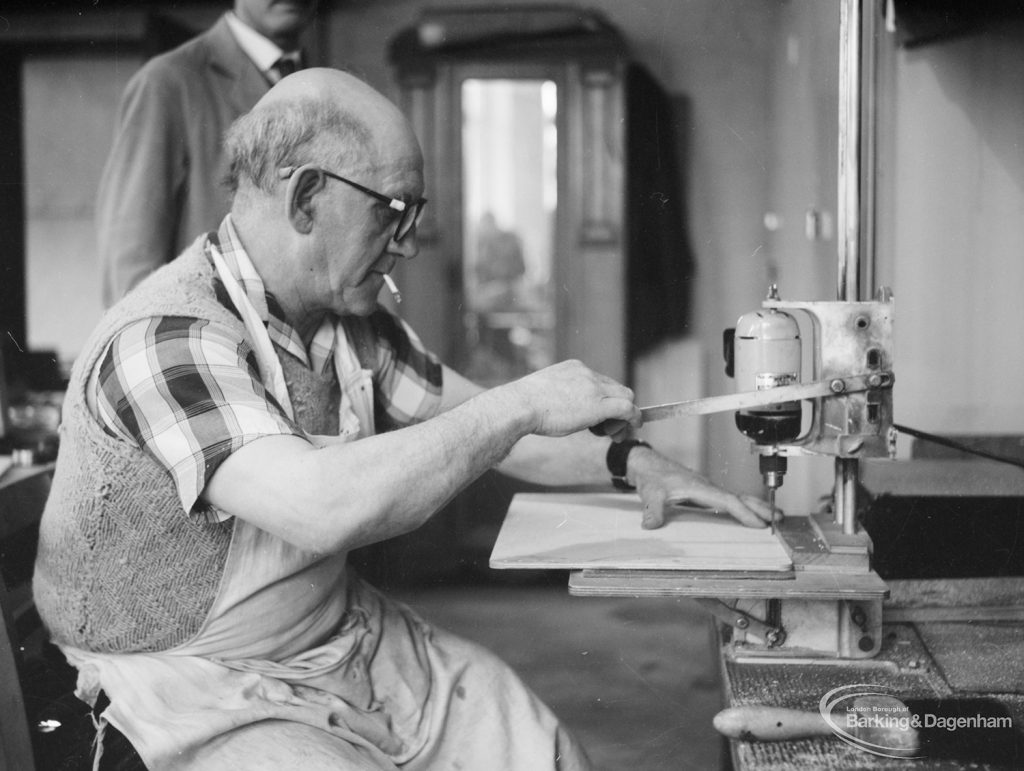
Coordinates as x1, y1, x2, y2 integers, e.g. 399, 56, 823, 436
203, 360, 639, 553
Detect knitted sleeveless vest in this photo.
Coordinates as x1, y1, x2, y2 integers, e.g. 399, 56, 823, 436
33, 239, 339, 653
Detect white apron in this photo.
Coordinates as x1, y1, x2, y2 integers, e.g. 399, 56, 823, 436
63, 244, 590, 770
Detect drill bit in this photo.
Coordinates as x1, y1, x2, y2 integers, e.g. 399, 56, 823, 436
760, 448, 784, 536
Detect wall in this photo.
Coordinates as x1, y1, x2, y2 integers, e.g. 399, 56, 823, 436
23, 54, 137, 366
18, 4, 223, 368
876, 18, 1024, 449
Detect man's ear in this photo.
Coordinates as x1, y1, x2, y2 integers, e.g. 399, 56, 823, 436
284, 164, 326, 234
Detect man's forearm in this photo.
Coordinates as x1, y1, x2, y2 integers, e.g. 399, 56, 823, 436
206, 384, 537, 553
442, 364, 616, 488
497, 431, 612, 487
206, 359, 639, 552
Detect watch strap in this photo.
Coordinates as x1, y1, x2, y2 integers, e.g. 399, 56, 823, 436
606, 439, 651, 490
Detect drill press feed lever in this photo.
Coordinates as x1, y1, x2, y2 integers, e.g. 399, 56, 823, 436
638, 373, 891, 423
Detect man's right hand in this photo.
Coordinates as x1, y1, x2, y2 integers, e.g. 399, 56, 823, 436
502, 360, 641, 439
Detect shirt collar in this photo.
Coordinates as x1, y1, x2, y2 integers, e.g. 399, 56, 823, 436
212, 216, 335, 373
224, 11, 299, 74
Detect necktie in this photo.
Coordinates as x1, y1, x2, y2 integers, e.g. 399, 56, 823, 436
270, 56, 298, 83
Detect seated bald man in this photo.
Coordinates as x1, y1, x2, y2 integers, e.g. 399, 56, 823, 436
34, 69, 771, 770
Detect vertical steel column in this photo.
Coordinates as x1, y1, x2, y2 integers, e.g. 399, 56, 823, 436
860, 0, 879, 300
837, 0, 862, 304
836, 0, 864, 534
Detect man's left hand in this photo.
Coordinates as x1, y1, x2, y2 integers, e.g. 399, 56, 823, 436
628, 447, 774, 529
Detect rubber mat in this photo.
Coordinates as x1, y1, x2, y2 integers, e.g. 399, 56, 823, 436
918, 622, 1024, 694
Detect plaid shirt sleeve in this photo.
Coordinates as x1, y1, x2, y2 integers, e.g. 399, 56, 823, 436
93, 316, 304, 521
365, 308, 444, 428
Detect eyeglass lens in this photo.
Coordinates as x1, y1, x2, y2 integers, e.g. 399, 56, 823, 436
394, 200, 426, 243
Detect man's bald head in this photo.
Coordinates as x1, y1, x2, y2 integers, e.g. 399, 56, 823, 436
224, 68, 419, 198
260, 68, 407, 131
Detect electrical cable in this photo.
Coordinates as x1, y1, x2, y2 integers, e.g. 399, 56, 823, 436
893, 423, 1024, 471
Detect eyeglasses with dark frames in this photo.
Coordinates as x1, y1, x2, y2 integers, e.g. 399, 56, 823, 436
279, 165, 427, 243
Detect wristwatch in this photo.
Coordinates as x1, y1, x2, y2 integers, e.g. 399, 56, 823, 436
606, 439, 651, 490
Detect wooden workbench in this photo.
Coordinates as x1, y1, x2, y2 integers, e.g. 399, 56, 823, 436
718, 577, 1024, 770
706, 456, 1024, 767
568, 566, 1024, 767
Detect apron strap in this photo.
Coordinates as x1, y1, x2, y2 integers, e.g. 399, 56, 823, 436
208, 241, 295, 420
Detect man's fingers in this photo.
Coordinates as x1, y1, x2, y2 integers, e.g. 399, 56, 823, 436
589, 418, 629, 438
740, 494, 777, 521
641, 487, 668, 530
662, 487, 773, 529
725, 494, 774, 528
628, 450, 777, 531
606, 422, 634, 442
726, 501, 770, 528
517, 361, 641, 437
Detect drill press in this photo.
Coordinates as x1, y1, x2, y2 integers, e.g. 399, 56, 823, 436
710, 283, 896, 658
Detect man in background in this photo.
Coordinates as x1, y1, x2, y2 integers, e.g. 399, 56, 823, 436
96, 0, 318, 306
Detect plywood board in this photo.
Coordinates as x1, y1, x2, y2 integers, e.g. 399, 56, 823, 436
490, 492, 792, 572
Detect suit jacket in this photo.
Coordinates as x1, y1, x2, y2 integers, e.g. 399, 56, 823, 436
96, 14, 272, 306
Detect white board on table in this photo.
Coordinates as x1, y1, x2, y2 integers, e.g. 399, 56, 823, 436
490, 492, 791, 572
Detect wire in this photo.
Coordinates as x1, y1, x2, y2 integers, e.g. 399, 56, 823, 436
893, 423, 1024, 471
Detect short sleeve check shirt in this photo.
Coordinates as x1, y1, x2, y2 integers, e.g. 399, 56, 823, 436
92, 217, 443, 521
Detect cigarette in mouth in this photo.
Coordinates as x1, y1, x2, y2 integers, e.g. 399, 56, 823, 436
382, 273, 402, 304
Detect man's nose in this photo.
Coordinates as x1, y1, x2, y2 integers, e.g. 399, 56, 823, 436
390, 228, 419, 259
